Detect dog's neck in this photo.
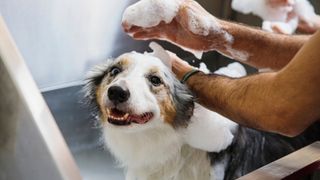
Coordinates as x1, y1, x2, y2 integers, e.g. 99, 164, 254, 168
103, 122, 212, 180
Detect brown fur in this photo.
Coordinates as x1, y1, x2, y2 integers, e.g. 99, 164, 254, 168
96, 83, 108, 123
159, 93, 177, 125
118, 58, 131, 67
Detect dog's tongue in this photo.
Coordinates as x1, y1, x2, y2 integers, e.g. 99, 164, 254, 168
129, 113, 151, 124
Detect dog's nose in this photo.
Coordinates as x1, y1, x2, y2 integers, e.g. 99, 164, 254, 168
108, 86, 130, 104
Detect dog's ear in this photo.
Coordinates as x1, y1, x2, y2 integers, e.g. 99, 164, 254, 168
171, 78, 195, 128
82, 59, 114, 107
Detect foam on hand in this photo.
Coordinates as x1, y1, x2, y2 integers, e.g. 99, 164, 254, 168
262, 18, 298, 34
294, 0, 319, 28
185, 6, 222, 36
232, 0, 293, 22
231, 0, 318, 34
123, 0, 233, 59
122, 0, 181, 28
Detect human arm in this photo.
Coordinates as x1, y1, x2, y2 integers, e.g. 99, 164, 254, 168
123, 0, 311, 70
173, 30, 320, 137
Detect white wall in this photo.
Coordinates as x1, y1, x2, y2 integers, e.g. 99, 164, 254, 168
0, 0, 148, 90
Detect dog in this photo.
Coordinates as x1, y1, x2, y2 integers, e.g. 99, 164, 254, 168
84, 49, 320, 180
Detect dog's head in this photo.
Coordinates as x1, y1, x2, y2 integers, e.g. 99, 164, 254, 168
84, 52, 194, 131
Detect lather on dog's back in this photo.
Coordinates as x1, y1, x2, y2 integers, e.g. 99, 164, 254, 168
84, 51, 320, 180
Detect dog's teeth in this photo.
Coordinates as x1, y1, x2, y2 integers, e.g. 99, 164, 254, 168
124, 113, 129, 119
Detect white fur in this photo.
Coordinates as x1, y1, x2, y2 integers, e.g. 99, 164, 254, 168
211, 157, 229, 180
96, 50, 246, 179
183, 104, 238, 152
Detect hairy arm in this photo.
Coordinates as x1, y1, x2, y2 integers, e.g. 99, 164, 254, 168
123, 0, 311, 70
179, 31, 320, 136
216, 21, 310, 70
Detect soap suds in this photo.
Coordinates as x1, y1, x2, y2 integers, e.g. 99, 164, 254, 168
122, 0, 181, 28
123, 0, 234, 59
232, 0, 318, 34
185, 6, 221, 36
294, 0, 318, 27
214, 62, 247, 78
225, 46, 250, 61
232, 0, 291, 21
198, 62, 210, 74
262, 17, 298, 34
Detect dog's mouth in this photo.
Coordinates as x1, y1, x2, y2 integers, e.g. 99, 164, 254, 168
106, 108, 153, 126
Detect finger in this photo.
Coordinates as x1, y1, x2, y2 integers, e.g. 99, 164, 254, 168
286, 11, 297, 22
122, 21, 132, 32
132, 31, 162, 40
297, 23, 317, 34
267, 0, 294, 8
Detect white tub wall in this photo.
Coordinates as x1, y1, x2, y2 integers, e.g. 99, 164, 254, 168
0, 0, 147, 89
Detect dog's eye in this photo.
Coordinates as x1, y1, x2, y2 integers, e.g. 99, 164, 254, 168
149, 75, 162, 86
110, 67, 121, 76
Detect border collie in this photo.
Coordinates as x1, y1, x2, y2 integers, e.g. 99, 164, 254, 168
84, 46, 319, 180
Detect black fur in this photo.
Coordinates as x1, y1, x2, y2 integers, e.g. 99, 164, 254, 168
209, 122, 320, 180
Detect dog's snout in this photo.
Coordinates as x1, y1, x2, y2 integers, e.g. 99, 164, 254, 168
108, 86, 130, 104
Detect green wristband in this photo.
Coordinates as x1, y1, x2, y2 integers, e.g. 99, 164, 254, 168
180, 69, 200, 84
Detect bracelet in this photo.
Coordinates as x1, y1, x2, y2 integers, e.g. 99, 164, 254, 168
180, 69, 201, 84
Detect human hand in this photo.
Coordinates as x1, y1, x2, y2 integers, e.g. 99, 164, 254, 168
266, 0, 294, 8
266, 0, 319, 34
297, 15, 320, 34
122, 0, 229, 52
165, 51, 193, 80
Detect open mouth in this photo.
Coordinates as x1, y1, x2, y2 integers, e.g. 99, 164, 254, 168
106, 108, 153, 126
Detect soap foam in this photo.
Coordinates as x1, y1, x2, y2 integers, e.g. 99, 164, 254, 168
122, 0, 181, 28
185, 6, 221, 36
232, 0, 317, 34
232, 0, 291, 22
123, 0, 233, 59
198, 62, 210, 74
225, 46, 250, 61
214, 62, 247, 78
294, 0, 318, 27
262, 17, 298, 34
